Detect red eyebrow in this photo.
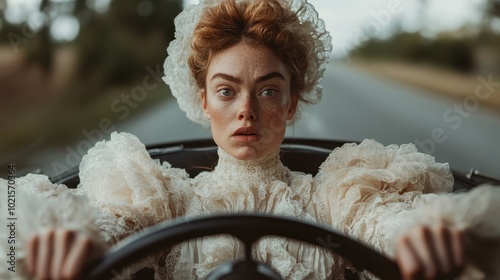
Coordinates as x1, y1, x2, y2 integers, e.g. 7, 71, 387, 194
210, 73, 242, 83
210, 72, 285, 83
256, 72, 285, 83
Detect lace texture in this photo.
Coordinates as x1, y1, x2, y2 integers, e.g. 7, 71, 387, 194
313, 139, 454, 249
2, 133, 500, 280
170, 147, 336, 279
411, 186, 500, 279
78, 132, 190, 230
0, 175, 105, 280
162, 0, 332, 127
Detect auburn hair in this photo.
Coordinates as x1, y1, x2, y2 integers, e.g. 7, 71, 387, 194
188, 0, 312, 101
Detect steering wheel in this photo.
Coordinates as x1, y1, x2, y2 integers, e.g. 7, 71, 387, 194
82, 214, 401, 280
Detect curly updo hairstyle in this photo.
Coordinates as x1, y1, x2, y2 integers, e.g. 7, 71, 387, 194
188, 0, 313, 102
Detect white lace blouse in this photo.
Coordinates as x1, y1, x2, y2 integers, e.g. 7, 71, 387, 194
1, 132, 499, 279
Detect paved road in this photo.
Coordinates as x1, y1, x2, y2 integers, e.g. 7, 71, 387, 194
115, 61, 500, 176
301, 62, 500, 175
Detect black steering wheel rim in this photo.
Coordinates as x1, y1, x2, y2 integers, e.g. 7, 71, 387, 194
82, 214, 401, 280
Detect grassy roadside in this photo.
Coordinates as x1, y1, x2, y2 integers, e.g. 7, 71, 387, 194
0, 43, 173, 172
0, 83, 172, 164
350, 58, 500, 111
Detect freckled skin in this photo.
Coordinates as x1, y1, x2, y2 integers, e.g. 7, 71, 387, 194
201, 41, 298, 160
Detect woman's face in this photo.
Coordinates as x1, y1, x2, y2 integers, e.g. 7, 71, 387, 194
202, 41, 298, 160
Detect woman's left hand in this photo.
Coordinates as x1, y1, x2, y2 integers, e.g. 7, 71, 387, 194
395, 225, 465, 280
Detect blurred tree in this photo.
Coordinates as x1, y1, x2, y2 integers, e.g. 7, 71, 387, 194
0, 0, 5, 24
0, 0, 55, 72
0, 0, 182, 144
65, 0, 182, 105
24, 0, 53, 72
486, 0, 500, 19
476, 0, 500, 74
356, 33, 475, 73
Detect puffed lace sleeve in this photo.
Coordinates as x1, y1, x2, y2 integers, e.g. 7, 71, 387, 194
0, 132, 191, 279
312, 139, 500, 278
74, 131, 192, 278
0, 174, 105, 279
77, 132, 191, 245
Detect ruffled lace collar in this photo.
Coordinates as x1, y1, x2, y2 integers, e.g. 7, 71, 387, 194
213, 148, 290, 182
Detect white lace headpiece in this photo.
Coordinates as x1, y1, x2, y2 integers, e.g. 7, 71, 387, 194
162, 0, 332, 128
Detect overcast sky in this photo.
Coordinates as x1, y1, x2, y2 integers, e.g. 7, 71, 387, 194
3, 0, 490, 57
186, 0, 487, 57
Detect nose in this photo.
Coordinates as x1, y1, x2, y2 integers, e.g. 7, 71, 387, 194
237, 94, 257, 121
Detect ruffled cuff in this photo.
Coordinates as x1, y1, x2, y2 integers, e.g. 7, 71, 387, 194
0, 174, 105, 279
411, 185, 500, 279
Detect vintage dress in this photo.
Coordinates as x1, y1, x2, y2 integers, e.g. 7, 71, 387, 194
1, 132, 499, 279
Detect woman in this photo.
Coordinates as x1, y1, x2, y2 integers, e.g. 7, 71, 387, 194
2, 0, 499, 279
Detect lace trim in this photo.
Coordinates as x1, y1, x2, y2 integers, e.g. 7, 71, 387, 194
162, 0, 332, 127
213, 148, 289, 182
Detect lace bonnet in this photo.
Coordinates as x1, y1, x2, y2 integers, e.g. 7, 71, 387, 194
162, 0, 332, 128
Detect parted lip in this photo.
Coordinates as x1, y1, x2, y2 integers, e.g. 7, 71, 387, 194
232, 126, 260, 136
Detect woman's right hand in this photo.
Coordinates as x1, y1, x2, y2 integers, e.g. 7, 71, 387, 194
395, 225, 465, 280
27, 229, 102, 280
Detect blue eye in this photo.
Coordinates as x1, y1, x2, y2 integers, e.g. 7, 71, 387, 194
261, 89, 278, 97
217, 88, 233, 97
